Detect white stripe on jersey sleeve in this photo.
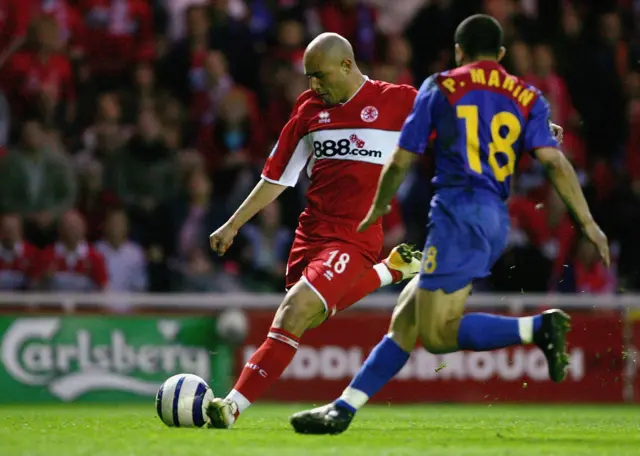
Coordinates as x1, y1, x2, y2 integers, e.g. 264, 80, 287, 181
261, 137, 310, 187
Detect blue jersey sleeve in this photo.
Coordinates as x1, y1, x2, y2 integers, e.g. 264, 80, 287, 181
523, 94, 559, 153
398, 75, 441, 154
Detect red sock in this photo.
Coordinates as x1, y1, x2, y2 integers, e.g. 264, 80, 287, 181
335, 263, 402, 312
229, 327, 299, 415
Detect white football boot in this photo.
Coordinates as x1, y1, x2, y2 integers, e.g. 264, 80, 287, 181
206, 398, 238, 429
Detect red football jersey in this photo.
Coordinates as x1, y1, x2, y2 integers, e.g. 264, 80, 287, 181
40, 242, 108, 291
0, 242, 41, 290
262, 78, 416, 258
6, 50, 76, 113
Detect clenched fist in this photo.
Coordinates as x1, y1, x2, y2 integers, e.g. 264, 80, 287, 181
209, 223, 238, 256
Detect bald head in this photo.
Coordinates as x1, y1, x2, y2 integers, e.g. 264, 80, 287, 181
305, 33, 355, 62
303, 33, 363, 105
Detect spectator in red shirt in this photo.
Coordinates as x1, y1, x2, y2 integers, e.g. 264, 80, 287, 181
40, 209, 108, 291
558, 237, 616, 294
5, 15, 76, 126
0, 214, 41, 290
507, 194, 548, 250
76, 0, 154, 87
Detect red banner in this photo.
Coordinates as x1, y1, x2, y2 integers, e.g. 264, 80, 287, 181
628, 312, 640, 400
239, 310, 624, 403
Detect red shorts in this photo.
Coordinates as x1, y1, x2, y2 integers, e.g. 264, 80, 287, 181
285, 237, 375, 316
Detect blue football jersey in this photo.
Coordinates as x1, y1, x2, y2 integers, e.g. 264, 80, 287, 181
398, 61, 559, 200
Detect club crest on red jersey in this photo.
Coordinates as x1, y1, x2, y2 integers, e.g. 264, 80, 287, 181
360, 106, 378, 123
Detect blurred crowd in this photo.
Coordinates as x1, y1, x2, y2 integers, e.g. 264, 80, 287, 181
0, 0, 638, 296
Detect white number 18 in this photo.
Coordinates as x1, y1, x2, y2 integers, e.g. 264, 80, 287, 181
323, 250, 350, 274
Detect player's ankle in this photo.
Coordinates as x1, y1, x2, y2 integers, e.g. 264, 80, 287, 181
517, 315, 542, 345
375, 262, 402, 285
336, 387, 369, 412
226, 389, 250, 416
334, 398, 357, 414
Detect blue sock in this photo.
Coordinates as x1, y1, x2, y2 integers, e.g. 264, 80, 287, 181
334, 335, 410, 413
457, 313, 543, 351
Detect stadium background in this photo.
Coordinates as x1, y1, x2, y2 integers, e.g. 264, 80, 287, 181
0, 0, 636, 408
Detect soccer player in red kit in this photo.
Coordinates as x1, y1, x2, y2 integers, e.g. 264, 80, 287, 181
206, 33, 421, 429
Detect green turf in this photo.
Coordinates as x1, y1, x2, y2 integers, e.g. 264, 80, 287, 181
1, 404, 637, 455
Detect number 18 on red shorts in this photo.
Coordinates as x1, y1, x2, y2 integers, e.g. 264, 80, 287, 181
285, 238, 375, 316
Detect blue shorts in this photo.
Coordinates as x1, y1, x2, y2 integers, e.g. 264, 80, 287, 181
418, 188, 509, 293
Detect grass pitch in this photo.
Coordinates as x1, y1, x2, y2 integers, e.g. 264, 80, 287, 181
1, 404, 638, 455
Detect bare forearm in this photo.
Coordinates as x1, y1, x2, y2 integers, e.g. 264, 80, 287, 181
371, 162, 408, 210
545, 155, 593, 226
228, 179, 287, 230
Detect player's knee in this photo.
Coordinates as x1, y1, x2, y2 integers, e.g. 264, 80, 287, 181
272, 281, 327, 335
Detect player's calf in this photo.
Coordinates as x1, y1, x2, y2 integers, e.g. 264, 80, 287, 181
415, 288, 572, 381
387, 275, 419, 352
207, 281, 326, 429
416, 287, 468, 354
291, 277, 421, 435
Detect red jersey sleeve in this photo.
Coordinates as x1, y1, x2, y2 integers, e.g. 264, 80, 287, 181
261, 93, 312, 187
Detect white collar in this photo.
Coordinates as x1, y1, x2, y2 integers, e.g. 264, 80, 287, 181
55, 242, 88, 258
0, 242, 23, 260
341, 75, 370, 106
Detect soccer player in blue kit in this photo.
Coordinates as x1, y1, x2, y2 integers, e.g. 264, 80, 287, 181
290, 14, 611, 435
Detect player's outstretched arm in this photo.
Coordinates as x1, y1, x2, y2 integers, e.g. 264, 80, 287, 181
209, 179, 287, 255
534, 147, 610, 267
358, 147, 416, 232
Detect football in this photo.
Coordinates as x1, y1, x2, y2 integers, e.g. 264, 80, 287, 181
156, 373, 214, 428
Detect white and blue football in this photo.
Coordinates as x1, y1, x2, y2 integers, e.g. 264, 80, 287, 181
156, 373, 214, 428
